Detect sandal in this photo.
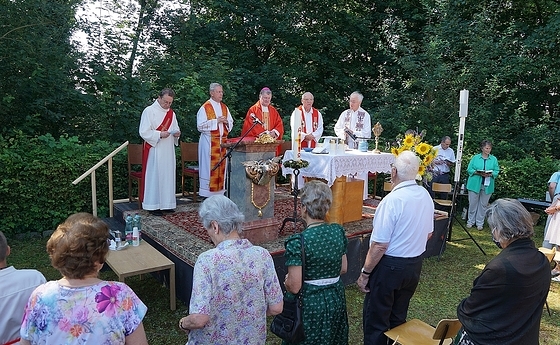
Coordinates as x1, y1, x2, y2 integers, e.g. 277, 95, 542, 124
552, 269, 560, 277
552, 276, 560, 282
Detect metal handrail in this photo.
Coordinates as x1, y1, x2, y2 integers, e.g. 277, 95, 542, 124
72, 141, 130, 217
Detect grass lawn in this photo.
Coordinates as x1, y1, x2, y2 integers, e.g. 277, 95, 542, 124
8, 220, 560, 344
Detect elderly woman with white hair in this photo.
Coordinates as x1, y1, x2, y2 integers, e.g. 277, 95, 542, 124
456, 198, 551, 345
178, 195, 283, 345
283, 180, 349, 344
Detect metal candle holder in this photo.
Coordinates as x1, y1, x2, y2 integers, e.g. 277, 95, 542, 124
372, 122, 384, 154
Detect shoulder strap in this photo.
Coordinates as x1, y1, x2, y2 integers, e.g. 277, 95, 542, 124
297, 234, 305, 296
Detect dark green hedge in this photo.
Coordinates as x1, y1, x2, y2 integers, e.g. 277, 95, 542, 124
0, 133, 129, 236
1, 133, 558, 236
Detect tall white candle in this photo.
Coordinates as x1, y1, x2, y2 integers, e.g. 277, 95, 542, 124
291, 108, 302, 157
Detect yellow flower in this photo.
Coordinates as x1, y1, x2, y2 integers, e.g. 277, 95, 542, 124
390, 130, 436, 182
415, 142, 431, 156
402, 134, 414, 149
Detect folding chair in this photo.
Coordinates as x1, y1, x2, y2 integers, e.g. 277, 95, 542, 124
384, 318, 462, 345
538, 246, 557, 316
432, 182, 453, 214
180, 142, 199, 201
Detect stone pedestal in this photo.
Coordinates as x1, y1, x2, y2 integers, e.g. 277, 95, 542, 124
223, 140, 283, 244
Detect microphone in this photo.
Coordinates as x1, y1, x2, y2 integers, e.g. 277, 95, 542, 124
250, 113, 264, 125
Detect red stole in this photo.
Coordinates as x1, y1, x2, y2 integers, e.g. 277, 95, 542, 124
140, 108, 174, 202
298, 106, 319, 148
203, 101, 229, 191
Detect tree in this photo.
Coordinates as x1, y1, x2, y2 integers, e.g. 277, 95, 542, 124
0, 0, 82, 138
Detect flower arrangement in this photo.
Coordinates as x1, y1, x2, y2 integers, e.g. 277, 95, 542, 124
390, 130, 437, 182
283, 159, 309, 170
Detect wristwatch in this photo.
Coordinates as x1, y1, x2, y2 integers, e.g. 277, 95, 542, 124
361, 268, 372, 276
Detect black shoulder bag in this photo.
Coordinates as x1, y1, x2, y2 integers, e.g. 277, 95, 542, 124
270, 234, 305, 342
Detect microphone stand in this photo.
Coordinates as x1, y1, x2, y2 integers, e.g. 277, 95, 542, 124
212, 118, 261, 198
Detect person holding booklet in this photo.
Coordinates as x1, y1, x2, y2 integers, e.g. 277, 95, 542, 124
465, 139, 500, 230
429, 135, 456, 198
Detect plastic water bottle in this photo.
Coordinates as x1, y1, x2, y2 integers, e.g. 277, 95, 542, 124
114, 231, 122, 249
124, 215, 133, 245
132, 213, 142, 244
132, 227, 140, 246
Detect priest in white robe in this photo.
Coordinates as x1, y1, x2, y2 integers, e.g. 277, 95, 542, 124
197, 83, 234, 198
139, 88, 181, 216
334, 91, 372, 199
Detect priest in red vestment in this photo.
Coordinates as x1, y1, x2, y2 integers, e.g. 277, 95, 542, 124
242, 87, 284, 155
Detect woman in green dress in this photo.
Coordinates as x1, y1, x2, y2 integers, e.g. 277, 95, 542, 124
283, 180, 349, 345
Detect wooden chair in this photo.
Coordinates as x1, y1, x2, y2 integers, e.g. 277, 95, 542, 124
384, 318, 462, 345
127, 144, 143, 208
180, 142, 199, 201
432, 183, 454, 214
538, 246, 557, 316
368, 172, 378, 198
383, 180, 393, 197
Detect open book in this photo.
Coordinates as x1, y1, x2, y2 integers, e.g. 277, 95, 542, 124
476, 170, 493, 174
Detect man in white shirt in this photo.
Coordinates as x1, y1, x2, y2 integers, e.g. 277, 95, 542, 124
356, 151, 434, 345
334, 91, 371, 149
197, 83, 234, 199
429, 136, 456, 197
0, 231, 46, 345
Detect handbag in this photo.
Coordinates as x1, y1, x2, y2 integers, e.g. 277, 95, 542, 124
270, 234, 306, 342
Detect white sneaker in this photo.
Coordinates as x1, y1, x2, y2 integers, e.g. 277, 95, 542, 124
552, 276, 560, 282
466, 223, 473, 228
477, 226, 484, 230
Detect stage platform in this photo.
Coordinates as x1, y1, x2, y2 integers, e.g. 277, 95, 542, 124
104, 188, 448, 306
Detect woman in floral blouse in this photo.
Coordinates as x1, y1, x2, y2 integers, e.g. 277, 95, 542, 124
20, 213, 148, 345
178, 195, 284, 345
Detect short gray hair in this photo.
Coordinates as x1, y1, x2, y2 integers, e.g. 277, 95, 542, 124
300, 180, 332, 220
487, 198, 534, 242
198, 195, 245, 235
394, 150, 419, 181
350, 91, 364, 102
209, 83, 222, 92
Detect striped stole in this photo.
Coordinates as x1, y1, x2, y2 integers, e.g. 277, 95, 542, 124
298, 106, 319, 148
203, 101, 229, 191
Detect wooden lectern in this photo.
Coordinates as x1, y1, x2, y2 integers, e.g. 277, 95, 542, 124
222, 139, 283, 244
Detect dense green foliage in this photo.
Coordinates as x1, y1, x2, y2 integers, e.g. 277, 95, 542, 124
3, 0, 560, 233
0, 133, 129, 235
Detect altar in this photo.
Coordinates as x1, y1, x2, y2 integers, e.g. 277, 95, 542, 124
281, 150, 395, 186
282, 150, 395, 224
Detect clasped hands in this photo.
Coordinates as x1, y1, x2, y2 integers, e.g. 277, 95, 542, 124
160, 130, 181, 139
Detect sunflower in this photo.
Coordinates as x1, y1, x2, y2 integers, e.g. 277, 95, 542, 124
415, 142, 431, 156
390, 130, 436, 181
402, 134, 415, 149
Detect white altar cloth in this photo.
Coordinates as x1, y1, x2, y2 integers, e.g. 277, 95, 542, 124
282, 150, 395, 187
